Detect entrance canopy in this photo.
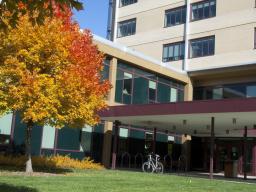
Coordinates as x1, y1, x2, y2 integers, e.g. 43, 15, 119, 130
100, 98, 256, 137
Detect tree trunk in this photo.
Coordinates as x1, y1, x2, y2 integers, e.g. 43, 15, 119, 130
25, 120, 33, 173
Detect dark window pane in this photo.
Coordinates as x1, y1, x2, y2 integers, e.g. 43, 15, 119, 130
165, 6, 186, 27
117, 19, 136, 37
133, 77, 148, 104
157, 83, 170, 103
149, 81, 156, 102
120, 0, 137, 7
190, 36, 215, 58
192, 0, 216, 21
163, 42, 185, 62
203, 2, 210, 18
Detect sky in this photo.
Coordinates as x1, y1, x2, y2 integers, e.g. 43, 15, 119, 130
73, 0, 109, 38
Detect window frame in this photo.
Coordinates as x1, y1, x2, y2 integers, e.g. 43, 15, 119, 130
117, 18, 136, 38
190, 0, 216, 22
164, 6, 186, 28
119, 0, 138, 7
189, 36, 215, 59
162, 41, 185, 62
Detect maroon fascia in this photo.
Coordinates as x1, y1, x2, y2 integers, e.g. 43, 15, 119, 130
99, 98, 256, 117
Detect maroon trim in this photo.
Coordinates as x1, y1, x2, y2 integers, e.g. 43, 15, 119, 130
100, 98, 256, 118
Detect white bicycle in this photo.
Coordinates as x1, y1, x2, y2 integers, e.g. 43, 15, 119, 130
142, 153, 164, 173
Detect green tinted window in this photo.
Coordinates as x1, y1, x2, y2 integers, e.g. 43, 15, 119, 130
130, 129, 145, 139
57, 128, 80, 150
133, 77, 148, 104
157, 83, 170, 103
42, 125, 56, 149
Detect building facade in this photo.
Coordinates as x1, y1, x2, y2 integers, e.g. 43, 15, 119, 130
0, 0, 256, 177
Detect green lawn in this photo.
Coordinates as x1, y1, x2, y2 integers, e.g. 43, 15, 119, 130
0, 170, 255, 192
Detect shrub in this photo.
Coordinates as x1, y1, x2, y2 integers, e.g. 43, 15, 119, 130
0, 154, 104, 170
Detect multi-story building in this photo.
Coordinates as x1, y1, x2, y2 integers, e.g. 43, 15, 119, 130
0, 0, 256, 178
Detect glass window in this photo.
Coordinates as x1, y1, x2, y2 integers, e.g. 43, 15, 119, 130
115, 61, 185, 104
170, 88, 178, 102
223, 85, 246, 99
133, 76, 148, 104
80, 125, 92, 152
157, 83, 170, 103
163, 42, 185, 62
0, 114, 12, 135
123, 72, 133, 95
213, 88, 223, 99
117, 19, 136, 38
192, 0, 216, 21
190, 36, 215, 58
165, 6, 186, 27
119, 128, 129, 138
247, 85, 256, 98
149, 80, 157, 103
120, 0, 137, 7
42, 125, 56, 149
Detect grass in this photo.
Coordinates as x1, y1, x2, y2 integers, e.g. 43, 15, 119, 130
0, 169, 255, 192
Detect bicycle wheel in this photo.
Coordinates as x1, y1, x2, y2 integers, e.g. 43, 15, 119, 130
142, 162, 154, 173
156, 162, 164, 174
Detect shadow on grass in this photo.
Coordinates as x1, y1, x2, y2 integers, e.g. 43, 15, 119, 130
0, 165, 74, 174
0, 183, 38, 192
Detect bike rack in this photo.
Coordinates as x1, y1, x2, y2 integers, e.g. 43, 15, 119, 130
164, 154, 172, 172
121, 152, 131, 168
134, 153, 144, 168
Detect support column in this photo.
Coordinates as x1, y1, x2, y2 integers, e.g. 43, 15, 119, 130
111, 120, 120, 170
102, 57, 117, 168
210, 117, 215, 179
243, 126, 248, 180
153, 128, 156, 154
102, 122, 113, 168
252, 141, 256, 176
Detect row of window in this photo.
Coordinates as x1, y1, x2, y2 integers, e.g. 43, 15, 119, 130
194, 82, 256, 100
119, 0, 137, 7
115, 61, 184, 105
163, 36, 215, 61
117, 0, 216, 37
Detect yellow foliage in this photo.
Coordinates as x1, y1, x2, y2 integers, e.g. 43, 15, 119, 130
0, 154, 104, 170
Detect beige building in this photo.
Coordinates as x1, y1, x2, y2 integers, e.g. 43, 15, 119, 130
109, 0, 256, 71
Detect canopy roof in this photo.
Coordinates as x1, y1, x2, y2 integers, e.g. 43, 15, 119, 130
100, 98, 256, 137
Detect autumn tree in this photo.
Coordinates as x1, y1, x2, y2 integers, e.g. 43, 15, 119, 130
0, 10, 110, 173
0, 0, 83, 28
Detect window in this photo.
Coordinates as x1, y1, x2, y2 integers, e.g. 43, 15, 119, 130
191, 0, 216, 21
190, 36, 215, 58
0, 114, 12, 145
120, 0, 137, 7
42, 125, 56, 149
115, 61, 185, 104
117, 19, 136, 38
163, 42, 185, 62
170, 88, 178, 102
149, 80, 157, 103
165, 6, 186, 27
123, 72, 133, 95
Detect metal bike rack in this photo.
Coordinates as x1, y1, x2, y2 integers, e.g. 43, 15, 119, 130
121, 152, 131, 168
